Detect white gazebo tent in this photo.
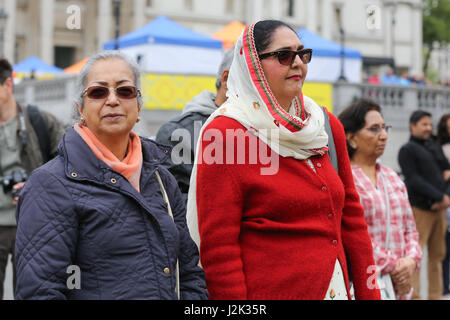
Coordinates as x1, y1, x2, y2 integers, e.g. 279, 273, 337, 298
103, 16, 224, 76
298, 28, 362, 83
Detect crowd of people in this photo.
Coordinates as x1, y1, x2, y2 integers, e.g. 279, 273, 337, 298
0, 19, 449, 300
365, 67, 450, 88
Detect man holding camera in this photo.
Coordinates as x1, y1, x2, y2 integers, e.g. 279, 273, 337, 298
0, 58, 65, 299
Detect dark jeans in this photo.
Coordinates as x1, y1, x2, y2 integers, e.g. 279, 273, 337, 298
0, 226, 16, 300
444, 229, 450, 295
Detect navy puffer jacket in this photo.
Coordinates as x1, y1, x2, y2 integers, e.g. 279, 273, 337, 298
14, 128, 208, 300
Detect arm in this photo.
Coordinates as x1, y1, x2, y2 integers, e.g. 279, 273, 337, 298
195, 122, 247, 299
14, 169, 77, 300
160, 167, 208, 300
329, 113, 381, 300
399, 181, 422, 268
371, 240, 398, 275
398, 145, 445, 202
156, 122, 193, 202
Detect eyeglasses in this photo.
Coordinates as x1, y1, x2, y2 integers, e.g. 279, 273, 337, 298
366, 124, 392, 135
82, 85, 141, 100
258, 49, 313, 66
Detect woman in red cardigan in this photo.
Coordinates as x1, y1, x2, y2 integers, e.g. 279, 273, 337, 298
186, 20, 381, 300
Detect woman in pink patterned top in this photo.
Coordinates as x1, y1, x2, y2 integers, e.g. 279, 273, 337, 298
338, 99, 422, 299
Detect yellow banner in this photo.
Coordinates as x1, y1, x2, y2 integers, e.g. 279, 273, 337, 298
141, 74, 333, 113
141, 74, 216, 110
302, 82, 333, 113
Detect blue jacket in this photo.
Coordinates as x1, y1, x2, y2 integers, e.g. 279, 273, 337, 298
14, 128, 208, 300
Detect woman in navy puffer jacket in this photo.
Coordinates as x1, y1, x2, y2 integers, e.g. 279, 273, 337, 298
14, 51, 208, 300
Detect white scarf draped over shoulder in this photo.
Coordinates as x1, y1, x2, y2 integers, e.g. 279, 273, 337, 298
186, 23, 329, 252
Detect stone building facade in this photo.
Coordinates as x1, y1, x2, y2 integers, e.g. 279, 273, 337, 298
0, 0, 423, 75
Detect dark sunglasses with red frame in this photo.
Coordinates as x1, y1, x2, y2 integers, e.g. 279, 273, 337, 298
259, 48, 313, 66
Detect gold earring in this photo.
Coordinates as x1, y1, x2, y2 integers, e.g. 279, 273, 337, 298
80, 115, 87, 126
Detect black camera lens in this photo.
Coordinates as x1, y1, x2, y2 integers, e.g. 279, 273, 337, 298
1, 170, 28, 196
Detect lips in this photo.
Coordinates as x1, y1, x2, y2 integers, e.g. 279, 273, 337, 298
287, 75, 302, 81
103, 113, 124, 120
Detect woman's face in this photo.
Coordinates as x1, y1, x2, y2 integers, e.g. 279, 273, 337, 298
351, 110, 388, 160
78, 58, 140, 141
259, 26, 308, 111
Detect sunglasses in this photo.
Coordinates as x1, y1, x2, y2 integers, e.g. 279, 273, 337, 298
82, 85, 141, 100
366, 124, 392, 135
259, 48, 313, 66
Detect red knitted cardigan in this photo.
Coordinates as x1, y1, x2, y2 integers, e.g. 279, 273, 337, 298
195, 112, 381, 300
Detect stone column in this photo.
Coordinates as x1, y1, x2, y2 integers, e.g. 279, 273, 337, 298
321, 0, 333, 40
270, 0, 281, 20
307, 0, 318, 32
383, 3, 394, 59
134, 0, 146, 30
3, 0, 16, 63
411, 2, 423, 75
245, 0, 263, 24
98, 0, 112, 51
40, 0, 55, 64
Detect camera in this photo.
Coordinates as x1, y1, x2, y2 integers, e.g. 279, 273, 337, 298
1, 170, 28, 198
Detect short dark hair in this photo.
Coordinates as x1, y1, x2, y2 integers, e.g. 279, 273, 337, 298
437, 113, 450, 145
337, 98, 382, 158
0, 58, 13, 85
409, 110, 431, 125
253, 20, 298, 54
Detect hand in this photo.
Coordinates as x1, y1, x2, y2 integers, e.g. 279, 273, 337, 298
443, 170, 450, 181
390, 258, 416, 295
393, 281, 412, 296
12, 182, 26, 206
431, 195, 450, 211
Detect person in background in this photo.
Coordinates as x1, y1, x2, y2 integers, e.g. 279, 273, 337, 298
398, 110, 450, 300
437, 113, 450, 299
338, 98, 422, 300
398, 72, 411, 86
368, 71, 381, 84
0, 58, 65, 299
14, 51, 208, 300
187, 20, 381, 300
155, 48, 234, 203
381, 67, 399, 85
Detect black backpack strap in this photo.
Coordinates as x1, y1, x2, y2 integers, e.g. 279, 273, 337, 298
27, 105, 51, 163
321, 106, 339, 174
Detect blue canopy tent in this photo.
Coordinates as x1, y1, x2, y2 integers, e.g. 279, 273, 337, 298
297, 28, 362, 82
14, 56, 64, 79
103, 16, 224, 75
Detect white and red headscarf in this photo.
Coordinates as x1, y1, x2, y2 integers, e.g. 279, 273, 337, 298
187, 23, 329, 250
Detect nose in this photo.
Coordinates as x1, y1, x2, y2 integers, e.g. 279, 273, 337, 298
379, 129, 388, 140
291, 53, 304, 67
105, 87, 119, 106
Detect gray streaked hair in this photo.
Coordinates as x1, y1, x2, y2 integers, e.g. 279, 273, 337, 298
215, 46, 235, 90
74, 51, 144, 112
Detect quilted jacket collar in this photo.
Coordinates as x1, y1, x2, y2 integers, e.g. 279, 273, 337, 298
58, 127, 171, 183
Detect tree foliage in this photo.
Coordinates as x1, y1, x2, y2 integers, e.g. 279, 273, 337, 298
422, 0, 450, 72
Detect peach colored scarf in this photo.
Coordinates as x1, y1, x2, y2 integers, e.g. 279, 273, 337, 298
74, 124, 143, 192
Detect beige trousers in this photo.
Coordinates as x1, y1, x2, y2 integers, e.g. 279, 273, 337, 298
411, 207, 447, 300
